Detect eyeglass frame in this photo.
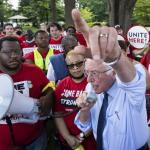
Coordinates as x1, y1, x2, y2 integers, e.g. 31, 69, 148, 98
84, 68, 112, 79
66, 60, 85, 70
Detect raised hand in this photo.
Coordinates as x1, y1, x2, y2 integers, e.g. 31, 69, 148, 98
72, 9, 121, 63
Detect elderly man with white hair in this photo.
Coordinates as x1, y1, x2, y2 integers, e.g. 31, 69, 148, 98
71, 9, 149, 150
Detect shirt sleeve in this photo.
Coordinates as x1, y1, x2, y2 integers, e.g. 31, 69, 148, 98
116, 63, 146, 106
74, 111, 92, 132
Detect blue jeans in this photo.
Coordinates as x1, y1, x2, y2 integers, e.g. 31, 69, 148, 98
24, 132, 47, 150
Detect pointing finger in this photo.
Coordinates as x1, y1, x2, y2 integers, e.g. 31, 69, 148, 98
89, 26, 101, 60
72, 9, 90, 47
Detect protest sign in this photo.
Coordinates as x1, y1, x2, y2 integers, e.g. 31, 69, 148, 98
127, 25, 149, 49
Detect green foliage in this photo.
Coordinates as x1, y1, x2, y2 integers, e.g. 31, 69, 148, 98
78, 0, 108, 22
80, 7, 94, 22
19, 0, 49, 27
18, 0, 64, 27
133, 0, 150, 26
0, 0, 14, 26
22, 24, 38, 32
146, 27, 150, 31
5, 0, 150, 29
55, 1, 65, 22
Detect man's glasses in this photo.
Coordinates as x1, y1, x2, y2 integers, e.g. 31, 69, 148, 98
67, 61, 84, 69
84, 68, 112, 79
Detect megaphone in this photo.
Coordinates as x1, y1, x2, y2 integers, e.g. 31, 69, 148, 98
0, 73, 40, 120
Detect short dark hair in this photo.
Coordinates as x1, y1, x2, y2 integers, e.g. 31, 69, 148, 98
66, 26, 76, 33
47, 22, 62, 32
0, 36, 20, 51
25, 29, 34, 36
3, 23, 13, 29
34, 30, 48, 38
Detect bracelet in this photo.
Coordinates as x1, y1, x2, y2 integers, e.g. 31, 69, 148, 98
104, 51, 122, 66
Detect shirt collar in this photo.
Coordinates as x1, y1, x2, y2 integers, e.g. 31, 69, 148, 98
106, 81, 118, 98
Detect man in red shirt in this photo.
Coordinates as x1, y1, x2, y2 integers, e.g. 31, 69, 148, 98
54, 50, 96, 150
21, 30, 36, 55
47, 22, 64, 54
0, 36, 54, 150
24, 30, 54, 74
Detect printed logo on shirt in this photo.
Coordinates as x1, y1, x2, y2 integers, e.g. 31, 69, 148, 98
14, 80, 32, 96
61, 98, 77, 107
61, 89, 83, 98
60, 89, 84, 107
23, 47, 36, 55
49, 44, 64, 52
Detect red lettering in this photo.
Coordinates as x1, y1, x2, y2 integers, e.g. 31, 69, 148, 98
129, 38, 145, 43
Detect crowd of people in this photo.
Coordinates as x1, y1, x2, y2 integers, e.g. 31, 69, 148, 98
0, 8, 150, 150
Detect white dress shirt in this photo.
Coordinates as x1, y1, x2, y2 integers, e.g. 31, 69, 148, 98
46, 62, 56, 81
75, 64, 149, 150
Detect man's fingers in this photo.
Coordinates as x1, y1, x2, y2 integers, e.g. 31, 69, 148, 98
71, 9, 89, 33
72, 9, 82, 31
72, 9, 90, 46
72, 9, 121, 62
89, 26, 101, 60
76, 91, 87, 108
99, 26, 109, 60
105, 27, 119, 62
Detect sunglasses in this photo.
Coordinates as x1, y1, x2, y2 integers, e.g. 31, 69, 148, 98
67, 61, 84, 69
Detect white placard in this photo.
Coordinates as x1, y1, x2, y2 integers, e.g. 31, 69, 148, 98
127, 26, 149, 49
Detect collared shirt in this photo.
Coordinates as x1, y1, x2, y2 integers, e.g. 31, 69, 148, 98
75, 64, 149, 150
47, 62, 55, 81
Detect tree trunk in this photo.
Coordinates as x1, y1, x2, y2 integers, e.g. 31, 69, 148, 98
64, 0, 75, 25
50, 0, 56, 22
108, 0, 137, 32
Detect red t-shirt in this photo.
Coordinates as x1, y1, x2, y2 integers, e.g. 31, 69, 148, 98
76, 32, 87, 47
21, 40, 37, 56
21, 41, 36, 49
0, 63, 49, 149
140, 51, 150, 95
49, 36, 64, 54
140, 51, 150, 70
54, 76, 96, 149
18, 36, 26, 45
140, 51, 150, 123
